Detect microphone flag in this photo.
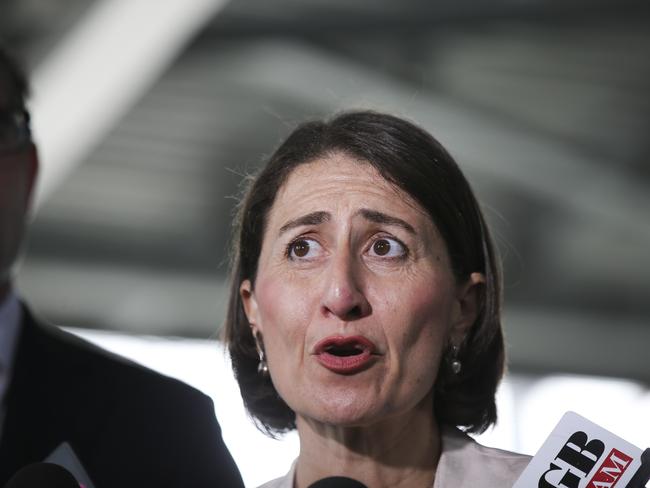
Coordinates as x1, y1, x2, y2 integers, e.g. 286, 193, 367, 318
513, 411, 649, 488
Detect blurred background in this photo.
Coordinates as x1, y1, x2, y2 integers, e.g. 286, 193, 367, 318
2, 0, 649, 485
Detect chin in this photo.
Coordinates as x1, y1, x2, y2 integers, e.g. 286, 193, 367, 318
308, 411, 381, 429
301, 388, 387, 428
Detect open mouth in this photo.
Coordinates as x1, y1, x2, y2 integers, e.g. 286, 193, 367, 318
313, 335, 377, 374
324, 343, 366, 357
314, 335, 376, 356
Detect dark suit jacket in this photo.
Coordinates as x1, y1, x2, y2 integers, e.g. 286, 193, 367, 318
0, 305, 244, 487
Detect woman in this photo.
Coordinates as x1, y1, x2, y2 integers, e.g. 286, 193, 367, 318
225, 111, 530, 487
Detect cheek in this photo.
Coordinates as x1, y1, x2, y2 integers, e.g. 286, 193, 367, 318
414, 284, 453, 333
0, 176, 29, 259
384, 273, 454, 338
253, 274, 311, 359
380, 275, 455, 378
253, 274, 317, 406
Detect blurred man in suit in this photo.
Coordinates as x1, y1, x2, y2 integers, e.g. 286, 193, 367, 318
0, 45, 244, 487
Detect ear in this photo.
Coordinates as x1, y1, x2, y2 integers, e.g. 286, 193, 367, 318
450, 272, 485, 345
240, 279, 261, 334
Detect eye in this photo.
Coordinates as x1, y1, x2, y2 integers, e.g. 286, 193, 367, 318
367, 237, 407, 259
287, 237, 324, 260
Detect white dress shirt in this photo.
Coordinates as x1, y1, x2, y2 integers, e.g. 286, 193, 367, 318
0, 290, 22, 441
258, 426, 531, 488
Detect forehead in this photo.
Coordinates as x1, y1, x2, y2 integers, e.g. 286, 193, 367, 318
268, 154, 429, 226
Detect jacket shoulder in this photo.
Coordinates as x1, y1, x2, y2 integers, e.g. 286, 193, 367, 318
14, 306, 244, 487
436, 427, 531, 488
25, 308, 208, 402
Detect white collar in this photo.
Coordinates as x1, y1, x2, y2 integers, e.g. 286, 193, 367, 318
258, 427, 530, 488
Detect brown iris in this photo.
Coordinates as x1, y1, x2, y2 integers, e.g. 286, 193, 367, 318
292, 240, 310, 257
373, 239, 391, 256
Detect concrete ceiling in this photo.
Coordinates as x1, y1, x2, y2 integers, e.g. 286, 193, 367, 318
2, 0, 649, 381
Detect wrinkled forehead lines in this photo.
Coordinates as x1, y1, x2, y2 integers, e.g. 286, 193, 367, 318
268, 157, 429, 229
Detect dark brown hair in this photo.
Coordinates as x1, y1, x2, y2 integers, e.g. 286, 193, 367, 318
224, 110, 505, 436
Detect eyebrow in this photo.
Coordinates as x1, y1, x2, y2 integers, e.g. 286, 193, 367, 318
278, 208, 417, 236
357, 209, 416, 234
279, 211, 331, 235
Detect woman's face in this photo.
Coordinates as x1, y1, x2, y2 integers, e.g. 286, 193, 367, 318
241, 154, 480, 427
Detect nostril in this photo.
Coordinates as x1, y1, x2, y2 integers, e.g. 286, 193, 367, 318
344, 305, 362, 320
321, 284, 371, 320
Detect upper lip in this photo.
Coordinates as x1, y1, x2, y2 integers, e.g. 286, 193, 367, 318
313, 335, 378, 355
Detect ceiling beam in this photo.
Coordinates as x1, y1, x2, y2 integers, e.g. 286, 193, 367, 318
206, 1, 650, 38
29, 0, 231, 209
208, 41, 650, 243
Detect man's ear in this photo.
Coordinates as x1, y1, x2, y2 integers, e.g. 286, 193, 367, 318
240, 279, 260, 334
450, 272, 485, 344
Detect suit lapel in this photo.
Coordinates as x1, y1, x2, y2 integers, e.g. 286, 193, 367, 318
0, 306, 74, 482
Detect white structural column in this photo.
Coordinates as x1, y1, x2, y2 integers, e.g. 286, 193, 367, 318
29, 0, 230, 208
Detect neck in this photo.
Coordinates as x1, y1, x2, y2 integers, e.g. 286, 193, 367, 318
294, 394, 440, 488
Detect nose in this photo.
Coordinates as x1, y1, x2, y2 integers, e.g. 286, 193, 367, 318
320, 251, 371, 321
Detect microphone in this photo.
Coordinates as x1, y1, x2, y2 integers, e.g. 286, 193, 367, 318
308, 476, 368, 488
513, 411, 650, 488
4, 462, 80, 488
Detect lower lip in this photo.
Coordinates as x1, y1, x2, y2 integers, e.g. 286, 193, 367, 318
316, 349, 374, 374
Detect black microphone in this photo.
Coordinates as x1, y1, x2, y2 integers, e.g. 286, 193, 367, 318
308, 476, 368, 488
4, 463, 79, 488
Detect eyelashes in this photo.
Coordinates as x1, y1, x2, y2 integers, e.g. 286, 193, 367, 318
285, 235, 409, 262
367, 237, 407, 259
286, 237, 323, 260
